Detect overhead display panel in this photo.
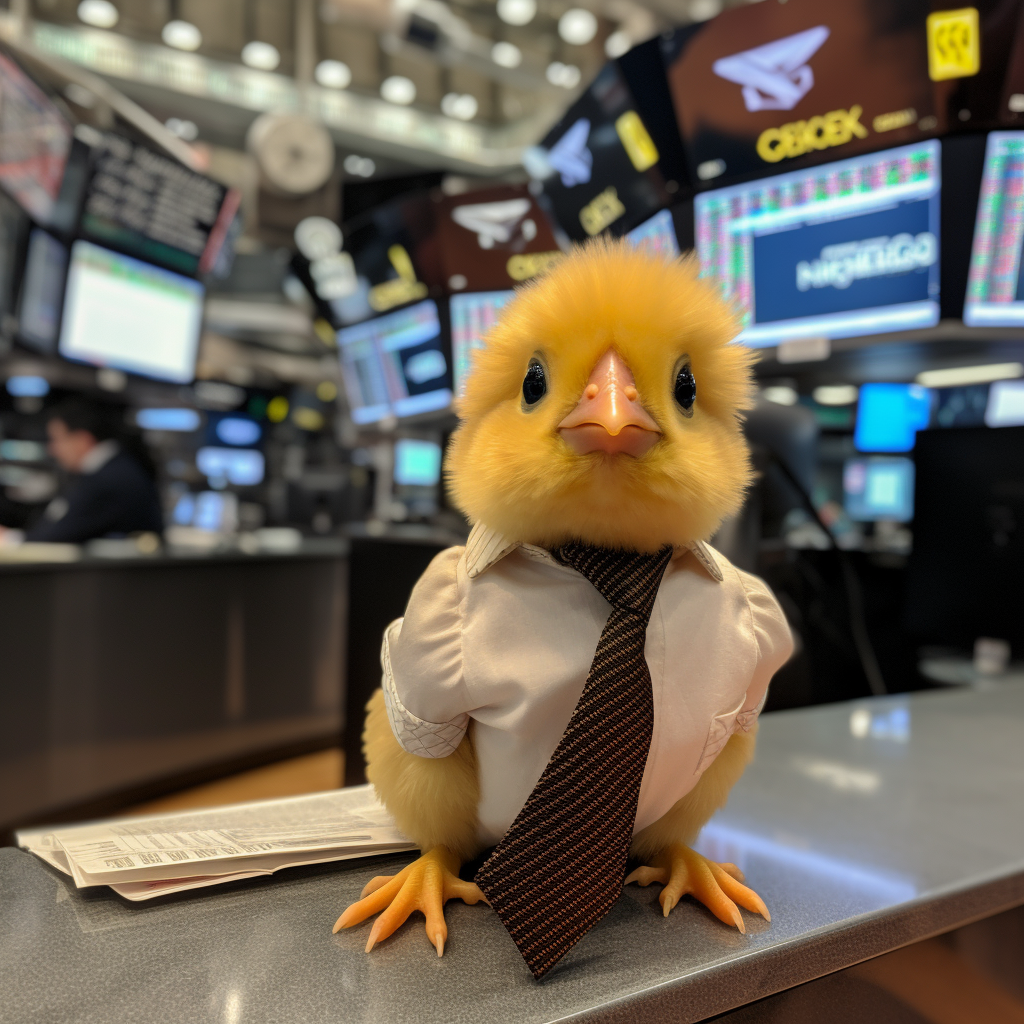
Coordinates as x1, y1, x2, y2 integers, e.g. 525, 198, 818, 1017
696, 140, 941, 347
663, 0, 950, 186
0, 53, 72, 225
525, 62, 673, 242
434, 184, 563, 292
450, 290, 514, 396
963, 132, 1024, 326
80, 133, 239, 277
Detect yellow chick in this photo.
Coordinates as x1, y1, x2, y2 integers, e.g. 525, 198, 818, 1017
334, 239, 793, 969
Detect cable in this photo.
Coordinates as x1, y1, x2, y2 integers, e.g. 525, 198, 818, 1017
763, 450, 888, 697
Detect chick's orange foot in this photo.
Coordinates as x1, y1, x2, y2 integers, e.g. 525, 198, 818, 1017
625, 843, 770, 932
332, 847, 487, 956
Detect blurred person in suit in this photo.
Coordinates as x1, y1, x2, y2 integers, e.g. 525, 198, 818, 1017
19, 397, 163, 543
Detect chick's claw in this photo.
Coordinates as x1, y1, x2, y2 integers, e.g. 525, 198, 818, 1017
625, 844, 769, 931
332, 847, 487, 956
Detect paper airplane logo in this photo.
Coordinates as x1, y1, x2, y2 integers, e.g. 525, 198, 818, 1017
547, 117, 592, 187
452, 198, 533, 249
713, 26, 830, 112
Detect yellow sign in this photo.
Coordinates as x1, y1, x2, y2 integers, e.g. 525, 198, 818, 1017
579, 186, 626, 236
927, 8, 980, 81
756, 106, 868, 164
873, 108, 917, 133
615, 111, 659, 172
507, 251, 564, 281
369, 244, 428, 312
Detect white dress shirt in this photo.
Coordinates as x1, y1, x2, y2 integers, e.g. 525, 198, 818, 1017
382, 523, 794, 849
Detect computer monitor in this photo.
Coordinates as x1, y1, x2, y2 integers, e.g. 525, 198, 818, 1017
905, 426, 1024, 652
854, 383, 932, 453
985, 380, 1024, 427
963, 132, 1024, 326
450, 291, 514, 397
18, 229, 67, 353
394, 438, 442, 487
337, 299, 451, 424
195, 447, 265, 487
58, 240, 204, 384
843, 458, 914, 523
626, 209, 680, 259
695, 141, 941, 347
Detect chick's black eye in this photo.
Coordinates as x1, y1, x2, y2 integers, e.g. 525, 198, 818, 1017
674, 365, 696, 412
522, 360, 547, 405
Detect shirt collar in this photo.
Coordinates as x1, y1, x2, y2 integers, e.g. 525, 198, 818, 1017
464, 522, 724, 583
79, 439, 119, 475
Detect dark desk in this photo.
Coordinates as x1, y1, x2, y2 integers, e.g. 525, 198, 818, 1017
0, 543, 348, 833
3, 685, 1023, 1022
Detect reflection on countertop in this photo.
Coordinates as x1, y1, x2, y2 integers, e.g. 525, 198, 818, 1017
2, 684, 1023, 1024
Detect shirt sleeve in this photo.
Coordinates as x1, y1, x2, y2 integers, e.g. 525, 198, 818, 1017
380, 545, 473, 758
735, 569, 794, 731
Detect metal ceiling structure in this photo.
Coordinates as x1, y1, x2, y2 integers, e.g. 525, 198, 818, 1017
0, 0, 741, 171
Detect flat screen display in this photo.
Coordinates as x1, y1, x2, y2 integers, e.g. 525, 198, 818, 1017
338, 299, 451, 424
59, 240, 204, 384
843, 457, 915, 522
394, 438, 442, 487
854, 382, 932, 453
626, 208, 680, 259
450, 291, 514, 396
18, 229, 67, 353
696, 140, 941, 347
0, 53, 72, 224
963, 132, 1024, 326
986, 379, 1024, 427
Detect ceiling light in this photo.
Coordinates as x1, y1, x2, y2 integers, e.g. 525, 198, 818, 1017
491, 41, 523, 68
343, 154, 376, 177
688, 0, 722, 21
241, 41, 280, 71
763, 385, 798, 406
813, 384, 859, 406
546, 61, 581, 88
77, 0, 118, 28
294, 216, 343, 261
162, 19, 202, 51
497, 0, 536, 26
164, 117, 198, 141
441, 92, 478, 120
916, 362, 1024, 388
604, 29, 631, 58
381, 75, 416, 105
559, 8, 598, 45
315, 59, 352, 89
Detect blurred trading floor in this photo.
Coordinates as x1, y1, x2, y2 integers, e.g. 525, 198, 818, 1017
121, 749, 344, 817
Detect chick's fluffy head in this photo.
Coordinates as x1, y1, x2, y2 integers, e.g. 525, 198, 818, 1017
446, 240, 756, 552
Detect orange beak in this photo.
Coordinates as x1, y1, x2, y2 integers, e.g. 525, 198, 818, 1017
558, 349, 661, 457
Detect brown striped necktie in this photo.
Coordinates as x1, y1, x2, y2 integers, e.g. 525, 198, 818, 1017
475, 542, 673, 979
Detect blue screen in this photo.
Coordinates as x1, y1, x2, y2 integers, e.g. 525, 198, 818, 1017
854, 383, 932, 453
844, 458, 915, 522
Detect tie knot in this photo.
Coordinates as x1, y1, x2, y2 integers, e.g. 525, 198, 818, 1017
554, 543, 673, 619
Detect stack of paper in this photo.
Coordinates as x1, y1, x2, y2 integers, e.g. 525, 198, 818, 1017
16, 785, 417, 901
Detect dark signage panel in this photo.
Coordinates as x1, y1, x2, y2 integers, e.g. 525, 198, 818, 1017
530, 62, 672, 242
434, 183, 562, 292
668, 0, 940, 186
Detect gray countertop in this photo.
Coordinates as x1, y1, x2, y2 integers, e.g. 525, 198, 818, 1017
2, 684, 1023, 1024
